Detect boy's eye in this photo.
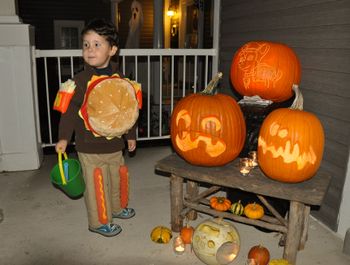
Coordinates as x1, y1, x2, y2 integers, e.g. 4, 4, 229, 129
83, 42, 89, 48
94, 43, 102, 48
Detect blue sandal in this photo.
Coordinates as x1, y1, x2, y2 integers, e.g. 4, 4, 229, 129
112, 208, 135, 219
89, 223, 122, 237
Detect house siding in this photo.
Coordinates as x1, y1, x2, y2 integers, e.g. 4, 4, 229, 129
219, 0, 350, 231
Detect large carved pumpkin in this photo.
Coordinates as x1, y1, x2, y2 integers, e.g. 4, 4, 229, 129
171, 73, 246, 166
230, 41, 301, 102
258, 86, 324, 183
192, 218, 240, 265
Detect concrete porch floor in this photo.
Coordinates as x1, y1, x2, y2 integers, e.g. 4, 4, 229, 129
0, 146, 349, 265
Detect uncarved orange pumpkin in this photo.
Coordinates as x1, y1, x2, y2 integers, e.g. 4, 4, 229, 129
180, 224, 194, 244
230, 41, 301, 102
171, 73, 246, 166
248, 245, 270, 265
257, 86, 324, 183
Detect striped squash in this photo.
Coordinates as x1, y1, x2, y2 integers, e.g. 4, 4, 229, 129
230, 200, 244, 216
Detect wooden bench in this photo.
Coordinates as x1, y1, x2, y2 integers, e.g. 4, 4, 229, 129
155, 153, 332, 265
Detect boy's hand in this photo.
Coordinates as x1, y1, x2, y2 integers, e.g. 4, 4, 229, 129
127, 139, 136, 152
55, 139, 68, 154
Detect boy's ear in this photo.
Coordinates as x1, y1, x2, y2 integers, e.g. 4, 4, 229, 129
110, 46, 118, 56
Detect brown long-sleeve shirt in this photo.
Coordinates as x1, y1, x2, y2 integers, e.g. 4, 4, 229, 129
58, 62, 137, 154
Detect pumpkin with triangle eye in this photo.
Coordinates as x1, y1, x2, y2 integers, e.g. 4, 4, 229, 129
230, 41, 301, 102
258, 86, 324, 183
171, 73, 246, 166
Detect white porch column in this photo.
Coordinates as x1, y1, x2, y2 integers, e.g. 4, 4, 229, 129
0, 0, 43, 171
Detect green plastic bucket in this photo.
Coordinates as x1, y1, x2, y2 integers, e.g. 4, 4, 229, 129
50, 152, 85, 198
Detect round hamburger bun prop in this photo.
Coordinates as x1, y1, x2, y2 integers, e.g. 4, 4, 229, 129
79, 74, 141, 139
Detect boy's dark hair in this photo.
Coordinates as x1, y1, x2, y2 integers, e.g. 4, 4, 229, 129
81, 18, 119, 47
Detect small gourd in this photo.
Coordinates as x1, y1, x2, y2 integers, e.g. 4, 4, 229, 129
269, 259, 292, 265
248, 245, 270, 265
244, 202, 265, 219
210, 197, 232, 212
230, 200, 244, 216
150, 226, 172, 244
180, 223, 194, 244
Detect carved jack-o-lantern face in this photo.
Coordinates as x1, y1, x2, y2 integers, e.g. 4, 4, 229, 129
258, 108, 324, 183
171, 93, 246, 166
175, 109, 226, 157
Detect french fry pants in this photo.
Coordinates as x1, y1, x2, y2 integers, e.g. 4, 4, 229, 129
78, 151, 124, 228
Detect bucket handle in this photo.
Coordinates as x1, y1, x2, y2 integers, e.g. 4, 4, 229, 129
58, 152, 68, 185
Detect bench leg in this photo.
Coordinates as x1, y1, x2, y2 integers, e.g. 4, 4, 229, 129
299, 205, 310, 250
186, 180, 199, 221
283, 201, 305, 265
170, 174, 183, 232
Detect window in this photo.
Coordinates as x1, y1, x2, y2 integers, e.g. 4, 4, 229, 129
54, 20, 84, 49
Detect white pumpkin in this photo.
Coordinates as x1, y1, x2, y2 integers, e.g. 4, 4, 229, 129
192, 218, 240, 265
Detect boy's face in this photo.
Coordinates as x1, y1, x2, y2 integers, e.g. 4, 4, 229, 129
82, 30, 118, 69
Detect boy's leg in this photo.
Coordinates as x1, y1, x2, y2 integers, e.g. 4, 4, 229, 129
106, 152, 135, 219
105, 151, 124, 214
78, 152, 113, 228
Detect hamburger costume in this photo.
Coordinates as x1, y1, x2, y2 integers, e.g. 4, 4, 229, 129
56, 61, 141, 230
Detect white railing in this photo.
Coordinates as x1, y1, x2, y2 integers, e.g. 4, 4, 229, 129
34, 48, 218, 147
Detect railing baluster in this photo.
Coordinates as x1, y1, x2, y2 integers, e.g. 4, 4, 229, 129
182, 55, 186, 97
147, 55, 150, 138
171, 55, 174, 113
135, 56, 138, 82
205, 55, 208, 86
159, 55, 162, 137
122, 56, 125, 76
70, 56, 74, 78
44, 57, 53, 145
194, 55, 198, 93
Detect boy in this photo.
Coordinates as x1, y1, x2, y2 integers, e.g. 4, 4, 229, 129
55, 18, 136, 237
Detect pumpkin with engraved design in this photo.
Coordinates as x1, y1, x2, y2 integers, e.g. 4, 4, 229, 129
230, 41, 301, 102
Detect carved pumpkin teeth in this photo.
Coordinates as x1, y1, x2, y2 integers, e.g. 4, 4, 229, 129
259, 136, 317, 170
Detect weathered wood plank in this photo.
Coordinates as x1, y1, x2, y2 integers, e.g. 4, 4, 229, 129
186, 181, 199, 220
284, 201, 305, 264
322, 142, 350, 169
221, 25, 350, 50
317, 117, 350, 146
299, 205, 311, 250
170, 174, 183, 232
301, 69, 350, 98
222, 1, 350, 31
156, 153, 332, 205
222, 0, 339, 17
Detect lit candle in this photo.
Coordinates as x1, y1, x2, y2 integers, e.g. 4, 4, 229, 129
248, 151, 258, 167
246, 258, 257, 265
239, 158, 252, 176
173, 236, 185, 255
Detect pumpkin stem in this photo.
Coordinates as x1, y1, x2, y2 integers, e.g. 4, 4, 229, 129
201, 72, 223, 95
290, 84, 304, 110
